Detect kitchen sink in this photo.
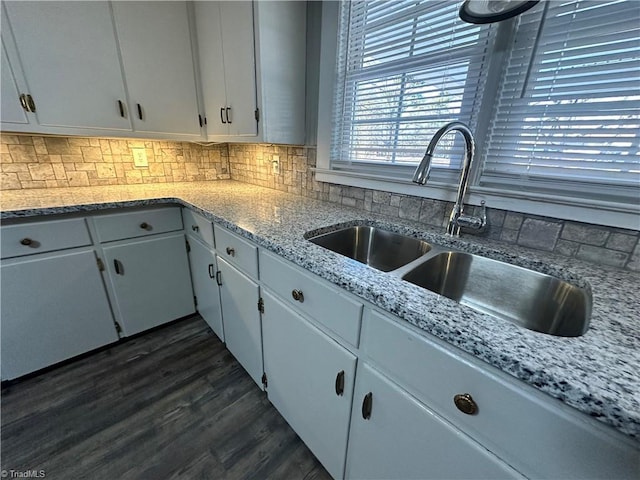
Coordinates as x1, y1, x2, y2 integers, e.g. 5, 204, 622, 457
307, 226, 432, 272
402, 251, 592, 337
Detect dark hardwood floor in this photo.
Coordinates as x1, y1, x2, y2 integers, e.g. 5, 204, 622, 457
1, 314, 332, 480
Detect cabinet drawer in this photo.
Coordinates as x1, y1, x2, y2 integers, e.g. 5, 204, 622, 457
94, 207, 183, 243
260, 250, 363, 346
182, 208, 215, 248
1, 218, 91, 259
214, 225, 258, 279
363, 311, 639, 479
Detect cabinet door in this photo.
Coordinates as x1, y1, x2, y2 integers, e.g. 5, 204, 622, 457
346, 364, 522, 480
0, 249, 119, 380
194, 1, 228, 137
112, 1, 201, 137
0, 30, 29, 126
3, 1, 130, 130
262, 291, 356, 480
102, 233, 195, 336
219, 1, 258, 137
195, 1, 257, 138
217, 257, 262, 387
187, 236, 224, 341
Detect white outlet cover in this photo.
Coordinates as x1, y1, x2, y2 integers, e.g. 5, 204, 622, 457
132, 148, 148, 167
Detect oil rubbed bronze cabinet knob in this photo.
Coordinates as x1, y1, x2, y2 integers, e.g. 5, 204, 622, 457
140, 222, 150, 230
362, 392, 373, 420
291, 289, 304, 302
335, 370, 345, 396
454, 393, 478, 415
192, 225, 199, 232
20, 238, 33, 246
226, 247, 235, 257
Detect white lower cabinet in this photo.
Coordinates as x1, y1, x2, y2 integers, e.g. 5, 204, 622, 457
217, 256, 263, 387
363, 310, 640, 480
345, 364, 522, 480
102, 232, 195, 336
187, 235, 224, 341
0, 248, 119, 380
261, 290, 357, 479
2, 210, 637, 479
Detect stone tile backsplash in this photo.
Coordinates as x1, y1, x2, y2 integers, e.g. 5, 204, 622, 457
227, 143, 640, 272
0, 134, 229, 189
1, 134, 637, 271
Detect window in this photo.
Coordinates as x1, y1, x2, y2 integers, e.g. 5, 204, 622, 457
481, 0, 640, 204
331, 0, 496, 180
326, 0, 640, 208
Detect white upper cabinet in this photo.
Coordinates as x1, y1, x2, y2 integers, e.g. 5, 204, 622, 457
1, 0, 305, 144
0, 1, 203, 140
111, 1, 201, 137
1, 40, 28, 126
195, 1, 257, 138
194, 1, 306, 144
253, 1, 306, 145
0, 8, 30, 127
2, 1, 131, 132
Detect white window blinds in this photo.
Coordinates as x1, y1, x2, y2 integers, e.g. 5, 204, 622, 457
331, 0, 495, 174
481, 0, 640, 202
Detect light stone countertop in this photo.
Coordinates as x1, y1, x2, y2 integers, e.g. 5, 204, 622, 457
2, 180, 639, 440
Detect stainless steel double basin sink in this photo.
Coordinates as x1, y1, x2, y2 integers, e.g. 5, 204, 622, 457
307, 225, 592, 337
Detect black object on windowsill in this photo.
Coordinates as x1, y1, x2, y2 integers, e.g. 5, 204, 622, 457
459, 0, 540, 24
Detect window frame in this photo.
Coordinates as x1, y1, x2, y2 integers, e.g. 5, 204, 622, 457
315, 1, 640, 230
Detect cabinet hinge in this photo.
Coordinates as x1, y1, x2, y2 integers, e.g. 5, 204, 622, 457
261, 372, 268, 389
257, 297, 264, 314
114, 321, 123, 335
96, 258, 105, 272
254, 108, 260, 122
186, 239, 191, 253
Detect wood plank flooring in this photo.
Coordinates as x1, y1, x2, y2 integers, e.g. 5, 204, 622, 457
1, 314, 332, 480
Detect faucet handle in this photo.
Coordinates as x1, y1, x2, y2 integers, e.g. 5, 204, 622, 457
456, 200, 487, 231
479, 200, 487, 227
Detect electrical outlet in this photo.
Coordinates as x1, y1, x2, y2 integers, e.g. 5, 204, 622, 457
132, 148, 148, 167
272, 155, 280, 175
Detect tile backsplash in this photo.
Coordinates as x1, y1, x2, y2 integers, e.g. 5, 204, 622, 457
227, 143, 640, 272
1, 134, 638, 271
0, 134, 229, 189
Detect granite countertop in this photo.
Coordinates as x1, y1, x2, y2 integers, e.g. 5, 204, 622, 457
2, 180, 639, 440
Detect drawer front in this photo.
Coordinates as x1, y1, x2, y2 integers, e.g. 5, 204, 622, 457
1, 218, 91, 259
94, 207, 183, 243
363, 310, 639, 479
260, 250, 363, 346
214, 225, 258, 279
182, 208, 214, 248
